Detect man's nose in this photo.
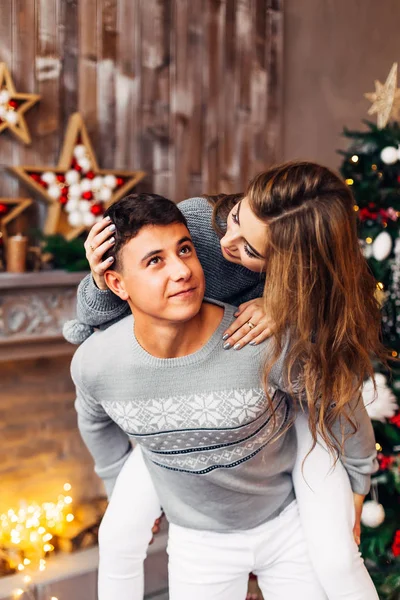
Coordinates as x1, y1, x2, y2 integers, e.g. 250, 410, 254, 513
170, 257, 191, 280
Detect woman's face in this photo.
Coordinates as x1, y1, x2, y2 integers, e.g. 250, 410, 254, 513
220, 197, 267, 272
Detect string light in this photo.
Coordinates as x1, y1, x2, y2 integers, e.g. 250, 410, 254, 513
0, 484, 74, 572
392, 351, 398, 358
345, 178, 354, 185
351, 154, 359, 163
376, 443, 383, 452
366, 237, 373, 244
371, 164, 378, 171
354, 205, 359, 212
377, 282, 384, 290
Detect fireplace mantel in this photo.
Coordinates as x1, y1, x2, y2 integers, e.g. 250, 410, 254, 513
0, 270, 87, 361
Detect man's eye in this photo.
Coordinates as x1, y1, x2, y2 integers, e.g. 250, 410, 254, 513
179, 245, 192, 255
148, 256, 161, 266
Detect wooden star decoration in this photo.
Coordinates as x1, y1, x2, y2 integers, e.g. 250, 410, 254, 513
9, 112, 146, 240
364, 63, 398, 129
0, 198, 33, 247
0, 63, 40, 145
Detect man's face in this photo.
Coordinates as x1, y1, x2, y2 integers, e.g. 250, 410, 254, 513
117, 222, 205, 324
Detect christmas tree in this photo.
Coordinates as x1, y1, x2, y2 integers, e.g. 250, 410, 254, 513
339, 63, 400, 599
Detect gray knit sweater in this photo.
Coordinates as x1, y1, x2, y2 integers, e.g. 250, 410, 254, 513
64, 197, 265, 344
71, 301, 377, 532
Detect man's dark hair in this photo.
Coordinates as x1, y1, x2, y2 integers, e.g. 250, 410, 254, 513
103, 193, 188, 271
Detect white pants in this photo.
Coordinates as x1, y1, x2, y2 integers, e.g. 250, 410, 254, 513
168, 500, 325, 599
98, 413, 378, 600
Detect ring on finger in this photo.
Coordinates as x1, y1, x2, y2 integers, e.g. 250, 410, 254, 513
247, 320, 255, 330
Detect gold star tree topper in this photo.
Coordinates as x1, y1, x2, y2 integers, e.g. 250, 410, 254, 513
10, 113, 146, 240
0, 63, 40, 144
365, 63, 398, 129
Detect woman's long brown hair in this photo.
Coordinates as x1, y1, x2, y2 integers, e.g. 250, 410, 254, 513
215, 162, 389, 455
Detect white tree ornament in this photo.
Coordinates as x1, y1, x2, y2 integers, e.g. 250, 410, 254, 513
380, 146, 398, 164
372, 231, 393, 261
361, 500, 385, 528
362, 373, 398, 422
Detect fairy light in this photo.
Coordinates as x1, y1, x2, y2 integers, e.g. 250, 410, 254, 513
12, 589, 24, 598
366, 237, 373, 244
351, 154, 359, 163
371, 164, 378, 171
0, 484, 74, 572
354, 205, 359, 212
377, 282, 384, 290
345, 178, 354, 185
376, 442, 383, 452
392, 351, 398, 358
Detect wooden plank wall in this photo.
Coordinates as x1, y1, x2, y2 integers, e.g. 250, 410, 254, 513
0, 0, 283, 204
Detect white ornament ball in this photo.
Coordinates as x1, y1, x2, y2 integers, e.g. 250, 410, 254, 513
65, 169, 80, 185
47, 184, 61, 200
5, 110, 18, 124
68, 183, 82, 198
99, 187, 112, 202
73, 144, 87, 160
79, 201, 91, 213
68, 210, 84, 227
103, 174, 117, 189
363, 373, 398, 422
65, 199, 79, 213
380, 146, 398, 165
83, 212, 96, 227
0, 90, 10, 104
361, 500, 385, 528
0, 105, 6, 118
92, 176, 104, 191
372, 231, 392, 261
80, 178, 93, 193
41, 171, 57, 185
78, 157, 92, 173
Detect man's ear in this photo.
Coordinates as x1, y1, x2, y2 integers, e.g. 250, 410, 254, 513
104, 269, 129, 301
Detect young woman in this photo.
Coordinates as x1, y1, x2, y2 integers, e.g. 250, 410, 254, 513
65, 161, 384, 600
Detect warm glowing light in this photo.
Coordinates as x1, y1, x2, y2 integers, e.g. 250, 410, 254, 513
392, 351, 398, 358
353, 205, 359, 212
366, 237, 373, 244
345, 178, 354, 185
351, 155, 359, 163
376, 443, 383, 451
23, 575, 32, 584
13, 590, 24, 599
0, 487, 75, 572
371, 164, 378, 171
63, 483, 72, 492
51, 597, 59, 600
377, 282, 384, 290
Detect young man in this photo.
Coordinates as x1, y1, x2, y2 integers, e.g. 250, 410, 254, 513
71, 194, 376, 600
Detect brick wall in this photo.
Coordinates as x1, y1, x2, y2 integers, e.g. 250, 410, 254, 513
0, 355, 103, 513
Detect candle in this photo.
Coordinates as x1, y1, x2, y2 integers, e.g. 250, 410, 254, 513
6, 234, 28, 273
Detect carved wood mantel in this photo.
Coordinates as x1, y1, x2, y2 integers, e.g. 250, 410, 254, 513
0, 271, 87, 361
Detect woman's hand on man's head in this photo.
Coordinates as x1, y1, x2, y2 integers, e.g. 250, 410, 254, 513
84, 217, 116, 290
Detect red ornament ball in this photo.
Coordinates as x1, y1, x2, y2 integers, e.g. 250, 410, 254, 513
116, 177, 124, 187
59, 195, 68, 205
90, 203, 103, 216
8, 100, 18, 109
82, 191, 93, 201
56, 174, 65, 183
30, 173, 41, 182
0, 203, 8, 215
86, 171, 95, 179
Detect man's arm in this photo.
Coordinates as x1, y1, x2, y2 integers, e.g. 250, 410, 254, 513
72, 353, 132, 497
